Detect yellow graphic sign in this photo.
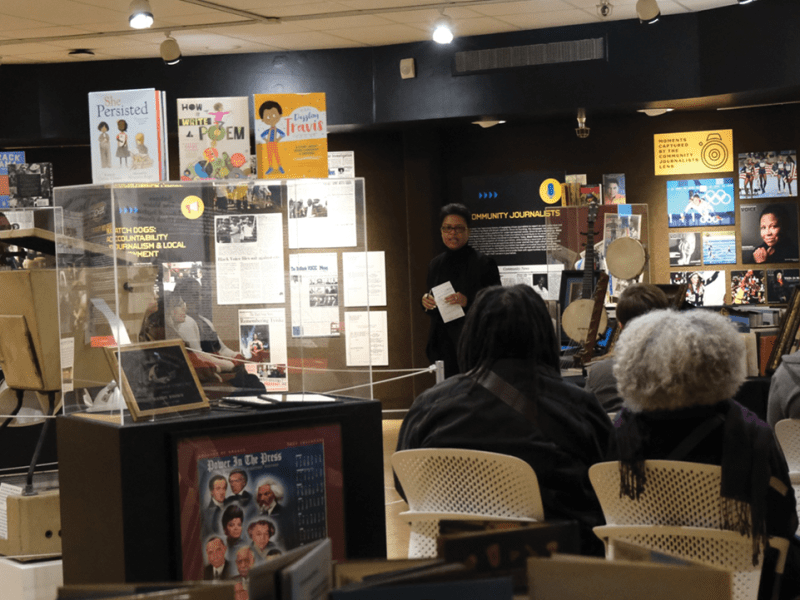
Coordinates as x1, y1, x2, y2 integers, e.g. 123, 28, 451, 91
181, 195, 204, 219
654, 129, 733, 176
539, 178, 562, 204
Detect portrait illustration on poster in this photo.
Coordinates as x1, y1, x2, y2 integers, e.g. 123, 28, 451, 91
253, 93, 328, 180
176, 425, 346, 581
740, 202, 799, 265
666, 178, 735, 228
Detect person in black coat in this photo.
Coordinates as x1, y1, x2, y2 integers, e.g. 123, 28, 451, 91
421, 203, 500, 378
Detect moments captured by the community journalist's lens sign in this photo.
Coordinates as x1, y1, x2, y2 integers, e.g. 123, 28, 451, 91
654, 130, 734, 176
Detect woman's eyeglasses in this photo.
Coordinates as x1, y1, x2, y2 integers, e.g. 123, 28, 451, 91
441, 225, 467, 234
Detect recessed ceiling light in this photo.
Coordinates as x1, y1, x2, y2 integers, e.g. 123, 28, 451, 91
637, 108, 674, 116
68, 49, 95, 56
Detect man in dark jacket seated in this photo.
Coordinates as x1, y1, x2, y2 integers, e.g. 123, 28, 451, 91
397, 284, 614, 555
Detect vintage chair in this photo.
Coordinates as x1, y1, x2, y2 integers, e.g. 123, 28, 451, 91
391, 448, 544, 558
774, 419, 800, 533
589, 460, 791, 600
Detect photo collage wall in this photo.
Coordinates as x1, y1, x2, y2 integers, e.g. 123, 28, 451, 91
666, 147, 798, 306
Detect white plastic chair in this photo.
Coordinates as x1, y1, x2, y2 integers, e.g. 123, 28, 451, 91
774, 419, 800, 533
589, 461, 792, 600
594, 525, 789, 600
589, 460, 734, 528
391, 448, 544, 558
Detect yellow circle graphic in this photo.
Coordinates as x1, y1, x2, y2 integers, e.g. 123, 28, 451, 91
539, 179, 562, 204
181, 195, 204, 220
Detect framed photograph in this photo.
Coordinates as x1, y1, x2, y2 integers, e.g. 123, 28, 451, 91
767, 287, 800, 374
105, 340, 209, 421
739, 202, 799, 265
666, 178, 735, 228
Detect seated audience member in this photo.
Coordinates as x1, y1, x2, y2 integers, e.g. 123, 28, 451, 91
396, 284, 614, 555
585, 284, 670, 412
611, 309, 799, 598
767, 348, 800, 427
173, 277, 243, 371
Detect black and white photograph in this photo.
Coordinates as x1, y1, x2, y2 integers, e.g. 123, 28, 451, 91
669, 232, 702, 267
215, 215, 258, 244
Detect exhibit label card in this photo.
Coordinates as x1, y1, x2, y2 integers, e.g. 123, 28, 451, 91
342, 251, 386, 307
290, 253, 340, 338
653, 129, 733, 176
345, 311, 388, 367
215, 213, 286, 305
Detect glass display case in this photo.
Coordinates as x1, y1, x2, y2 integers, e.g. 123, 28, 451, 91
53, 179, 376, 424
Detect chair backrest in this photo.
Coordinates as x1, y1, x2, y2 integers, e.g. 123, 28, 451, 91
589, 460, 730, 528
594, 525, 790, 600
391, 448, 544, 520
775, 419, 800, 473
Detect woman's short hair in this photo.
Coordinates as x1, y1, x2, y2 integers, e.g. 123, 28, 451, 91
613, 309, 745, 412
439, 203, 472, 227
458, 284, 559, 377
221, 504, 244, 533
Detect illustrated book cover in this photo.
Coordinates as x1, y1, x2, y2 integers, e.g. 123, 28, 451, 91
253, 93, 328, 180
177, 96, 251, 181
88, 88, 168, 184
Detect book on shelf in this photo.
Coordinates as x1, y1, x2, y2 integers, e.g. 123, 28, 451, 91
177, 96, 252, 181
579, 184, 601, 207
88, 88, 168, 184
253, 92, 328, 180
6, 162, 52, 208
0, 151, 25, 208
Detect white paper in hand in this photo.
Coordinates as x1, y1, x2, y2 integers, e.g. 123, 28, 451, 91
432, 281, 465, 323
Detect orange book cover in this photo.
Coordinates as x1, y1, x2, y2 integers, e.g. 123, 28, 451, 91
253, 93, 328, 180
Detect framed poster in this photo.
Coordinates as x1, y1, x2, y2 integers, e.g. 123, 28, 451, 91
175, 424, 345, 581
105, 339, 209, 421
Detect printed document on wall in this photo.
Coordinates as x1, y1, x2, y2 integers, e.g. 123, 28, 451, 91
345, 311, 388, 366
342, 251, 386, 307
215, 213, 285, 305
239, 308, 288, 392
290, 253, 340, 337
287, 178, 357, 248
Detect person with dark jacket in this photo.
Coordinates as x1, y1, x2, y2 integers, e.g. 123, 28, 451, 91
421, 203, 500, 378
399, 284, 614, 555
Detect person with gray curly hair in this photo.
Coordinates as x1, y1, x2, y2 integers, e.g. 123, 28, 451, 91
612, 309, 800, 596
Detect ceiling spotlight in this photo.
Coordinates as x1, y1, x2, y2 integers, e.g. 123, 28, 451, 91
472, 120, 506, 128
638, 108, 674, 116
597, 0, 613, 18
636, 0, 661, 24
432, 13, 454, 44
129, 0, 154, 29
161, 34, 182, 65
576, 109, 590, 139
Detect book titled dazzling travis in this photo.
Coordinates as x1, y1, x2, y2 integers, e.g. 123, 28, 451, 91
253, 93, 328, 180
177, 96, 251, 181
88, 88, 168, 184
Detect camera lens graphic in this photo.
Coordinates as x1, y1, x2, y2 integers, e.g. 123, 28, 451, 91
700, 133, 728, 170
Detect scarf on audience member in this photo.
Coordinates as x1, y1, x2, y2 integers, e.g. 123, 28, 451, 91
616, 400, 771, 566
